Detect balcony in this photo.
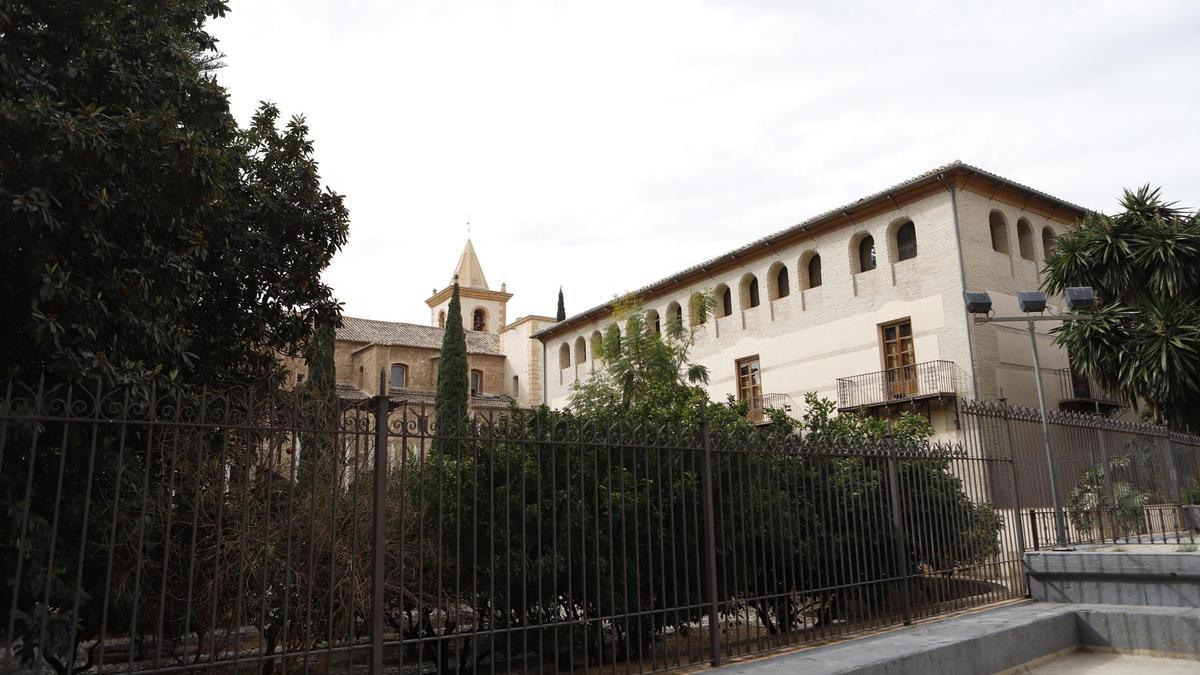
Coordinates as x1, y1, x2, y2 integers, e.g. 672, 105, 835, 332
836, 360, 958, 412
746, 393, 794, 424
1053, 368, 1126, 415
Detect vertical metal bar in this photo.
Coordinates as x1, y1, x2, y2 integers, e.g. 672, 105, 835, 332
1000, 411, 1028, 595
699, 401, 720, 666
1096, 424, 1114, 542
1159, 432, 1182, 505
1027, 319, 1067, 546
371, 370, 388, 675
886, 454, 913, 626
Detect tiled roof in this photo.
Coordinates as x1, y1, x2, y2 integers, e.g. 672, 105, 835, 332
337, 316, 504, 356
334, 382, 514, 409
534, 160, 1089, 339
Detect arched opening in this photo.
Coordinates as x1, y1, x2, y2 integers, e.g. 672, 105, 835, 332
773, 263, 790, 299
689, 292, 707, 326
740, 274, 760, 309
646, 309, 661, 336
438, 310, 446, 328
714, 284, 732, 318
512, 375, 519, 398
989, 211, 1010, 254
390, 363, 408, 389
666, 302, 682, 332
894, 220, 917, 261
1017, 219, 1034, 260
802, 252, 822, 289
574, 336, 586, 365
590, 330, 603, 360
559, 342, 571, 369
472, 307, 487, 331
1042, 227, 1057, 259
854, 234, 876, 273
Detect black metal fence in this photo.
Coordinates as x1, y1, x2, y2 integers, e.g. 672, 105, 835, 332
962, 400, 1200, 549
1, 377, 1028, 674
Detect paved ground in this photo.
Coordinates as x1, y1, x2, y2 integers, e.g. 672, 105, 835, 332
1022, 650, 1200, 673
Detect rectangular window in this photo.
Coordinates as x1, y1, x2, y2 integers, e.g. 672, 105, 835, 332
470, 369, 483, 396
737, 356, 764, 422
881, 320, 916, 398
390, 364, 408, 390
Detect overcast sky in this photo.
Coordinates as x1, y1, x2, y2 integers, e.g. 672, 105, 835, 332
211, 1, 1200, 325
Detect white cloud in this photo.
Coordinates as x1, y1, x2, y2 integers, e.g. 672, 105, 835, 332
210, 0, 1200, 323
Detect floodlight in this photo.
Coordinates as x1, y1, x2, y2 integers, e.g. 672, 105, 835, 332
1018, 291, 1047, 313
1065, 287, 1096, 312
964, 291, 992, 315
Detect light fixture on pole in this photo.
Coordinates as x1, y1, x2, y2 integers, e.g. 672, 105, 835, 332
964, 287, 1095, 549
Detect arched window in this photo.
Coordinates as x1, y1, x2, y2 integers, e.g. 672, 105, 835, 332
390, 363, 408, 389
1017, 219, 1034, 260
666, 302, 683, 331
689, 292, 707, 326
574, 336, 586, 365
804, 253, 823, 289
646, 309, 661, 335
590, 330, 603, 360
715, 284, 732, 318
472, 308, 487, 331
559, 342, 571, 369
774, 264, 790, 299
989, 211, 1010, 254
512, 375, 519, 397
1042, 227, 1057, 258
741, 274, 760, 309
857, 235, 877, 273
895, 220, 917, 261
470, 369, 483, 396
438, 310, 446, 328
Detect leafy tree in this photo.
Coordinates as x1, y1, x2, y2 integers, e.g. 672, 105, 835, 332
434, 282, 470, 450
1042, 187, 1200, 430
1066, 453, 1152, 538
0, 2, 347, 671
556, 287, 566, 322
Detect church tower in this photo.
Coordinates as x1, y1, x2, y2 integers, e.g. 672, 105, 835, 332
426, 239, 513, 333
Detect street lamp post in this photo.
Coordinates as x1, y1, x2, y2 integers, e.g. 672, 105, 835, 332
964, 288, 1095, 549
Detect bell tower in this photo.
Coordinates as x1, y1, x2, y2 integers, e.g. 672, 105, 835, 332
426, 239, 512, 333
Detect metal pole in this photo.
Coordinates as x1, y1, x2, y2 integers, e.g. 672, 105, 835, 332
886, 454, 913, 625
699, 401, 721, 666
1027, 319, 1068, 547
1000, 410, 1028, 594
371, 370, 388, 675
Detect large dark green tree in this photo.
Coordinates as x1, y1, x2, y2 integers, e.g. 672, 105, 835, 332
556, 287, 566, 322
0, 3, 348, 671
1042, 187, 1200, 429
0, 0, 349, 388
434, 282, 469, 449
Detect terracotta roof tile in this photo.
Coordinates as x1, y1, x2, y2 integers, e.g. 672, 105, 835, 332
337, 316, 503, 356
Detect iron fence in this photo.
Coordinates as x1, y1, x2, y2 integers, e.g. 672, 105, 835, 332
0, 376, 1028, 674
835, 360, 958, 411
962, 400, 1200, 550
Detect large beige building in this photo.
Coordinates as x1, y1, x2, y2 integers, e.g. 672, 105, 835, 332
535, 161, 1123, 437
303, 161, 1122, 437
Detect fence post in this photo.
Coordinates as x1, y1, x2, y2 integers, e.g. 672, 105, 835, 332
886, 450, 913, 626
699, 400, 720, 666
1096, 425, 1114, 542
1157, 430, 1182, 505
1000, 412, 1028, 594
371, 370, 389, 675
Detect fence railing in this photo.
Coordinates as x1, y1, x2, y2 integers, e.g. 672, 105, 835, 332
1, 377, 1024, 674
835, 360, 958, 410
1051, 368, 1126, 412
962, 400, 1200, 550
745, 393, 793, 422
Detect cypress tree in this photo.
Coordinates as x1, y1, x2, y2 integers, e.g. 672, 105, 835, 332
556, 287, 566, 322
435, 282, 470, 451
300, 319, 336, 480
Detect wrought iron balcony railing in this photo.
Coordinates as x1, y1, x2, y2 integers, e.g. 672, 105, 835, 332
746, 393, 794, 423
1053, 368, 1126, 412
836, 360, 958, 411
